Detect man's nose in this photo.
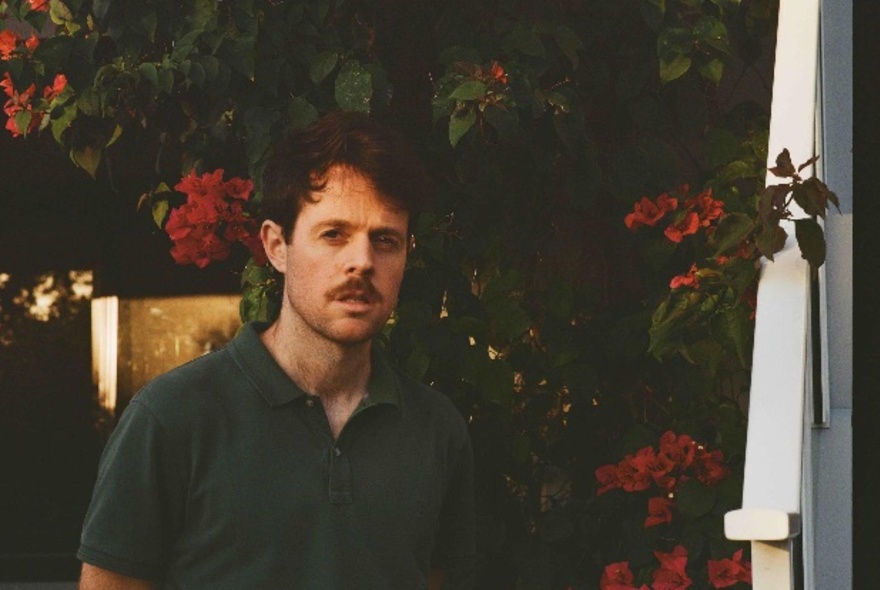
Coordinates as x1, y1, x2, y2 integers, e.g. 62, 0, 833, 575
344, 235, 375, 275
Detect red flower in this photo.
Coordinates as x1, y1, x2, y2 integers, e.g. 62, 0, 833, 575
0, 72, 15, 98
707, 549, 752, 588
645, 496, 674, 528
24, 33, 40, 53
166, 169, 264, 267
488, 60, 508, 85
669, 264, 699, 290
663, 211, 700, 243
652, 546, 692, 590
596, 463, 623, 495
0, 30, 19, 60
658, 431, 696, 470
223, 176, 254, 200
600, 561, 644, 590
26, 0, 50, 11
43, 74, 67, 101
694, 448, 730, 486
686, 188, 725, 227
625, 194, 678, 230
618, 447, 655, 493
1, 74, 39, 137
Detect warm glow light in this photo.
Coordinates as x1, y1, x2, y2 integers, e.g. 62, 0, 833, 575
91, 296, 119, 412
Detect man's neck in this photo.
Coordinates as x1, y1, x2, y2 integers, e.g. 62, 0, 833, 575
259, 315, 372, 405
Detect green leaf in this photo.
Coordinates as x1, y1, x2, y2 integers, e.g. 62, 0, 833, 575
449, 80, 487, 101
152, 199, 169, 229
287, 96, 319, 129
13, 110, 32, 136
682, 338, 724, 376
511, 26, 546, 58
71, 145, 102, 178
703, 128, 740, 169
713, 307, 753, 367
448, 108, 476, 147
76, 87, 101, 117
794, 218, 826, 268
756, 223, 787, 261
309, 50, 338, 84
694, 16, 731, 55
698, 57, 724, 83
158, 68, 175, 94
334, 60, 373, 113
50, 102, 77, 143
712, 212, 754, 256
677, 478, 718, 518
138, 62, 159, 88
483, 104, 518, 142
659, 54, 691, 83
49, 0, 73, 24
553, 24, 583, 68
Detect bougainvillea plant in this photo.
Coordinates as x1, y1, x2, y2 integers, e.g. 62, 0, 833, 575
629, 148, 840, 366
1, 0, 842, 587
149, 168, 266, 269
594, 431, 752, 589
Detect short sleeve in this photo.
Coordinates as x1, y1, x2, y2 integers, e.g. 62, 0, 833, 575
431, 427, 476, 590
77, 400, 183, 581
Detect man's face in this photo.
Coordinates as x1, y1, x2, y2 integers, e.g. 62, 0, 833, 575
264, 165, 409, 346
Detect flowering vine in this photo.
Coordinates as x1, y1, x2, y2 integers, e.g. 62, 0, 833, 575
595, 431, 752, 589
150, 169, 266, 269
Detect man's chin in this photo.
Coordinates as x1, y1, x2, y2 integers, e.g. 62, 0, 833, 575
324, 319, 385, 346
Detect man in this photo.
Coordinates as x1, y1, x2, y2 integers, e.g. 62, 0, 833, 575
77, 111, 476, 589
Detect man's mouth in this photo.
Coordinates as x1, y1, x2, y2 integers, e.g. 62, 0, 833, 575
327, 279, 380, 306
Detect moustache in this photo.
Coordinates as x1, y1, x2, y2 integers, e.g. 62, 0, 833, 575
325, 277, 382, 302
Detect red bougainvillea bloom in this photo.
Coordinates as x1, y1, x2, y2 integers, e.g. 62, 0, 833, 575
669, 264, 699, 290
694, 448, 730, 486
0, 30, 19, 60
1, 74, 39, 137
652, 545, 692, 590
25, 33, 40, 52
166, 169, 264, 267
618, 447, 655, 492
43, 74, 67, 101
488, 60, 508, 85
599, 561, 647, 590
707, 549, 752, 588
26, 0, 50, 11
659, 431, 696, 469
664, 211, 700, 243
645, 496, 674, 528
687, 188, 725, 228
625, 194, 678, 230
596, 464, 623, 495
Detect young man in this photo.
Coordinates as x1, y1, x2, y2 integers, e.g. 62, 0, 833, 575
77, 111, 476, 589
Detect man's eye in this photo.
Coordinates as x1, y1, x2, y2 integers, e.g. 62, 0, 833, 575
321, 229, 343, 240
375, 235, 401, 249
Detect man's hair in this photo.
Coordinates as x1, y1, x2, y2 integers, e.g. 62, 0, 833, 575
260, 110, 433, 240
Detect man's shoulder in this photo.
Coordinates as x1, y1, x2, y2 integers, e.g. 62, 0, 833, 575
395, 370, 469, 437
131, 345, 239, 422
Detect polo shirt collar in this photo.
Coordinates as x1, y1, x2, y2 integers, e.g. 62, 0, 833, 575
230, 321, 402, 408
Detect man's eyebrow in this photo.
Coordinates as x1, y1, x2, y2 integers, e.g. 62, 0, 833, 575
314, 220, 406, 238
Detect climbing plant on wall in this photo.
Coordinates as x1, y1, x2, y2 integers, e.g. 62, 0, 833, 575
1, 0, 839, 587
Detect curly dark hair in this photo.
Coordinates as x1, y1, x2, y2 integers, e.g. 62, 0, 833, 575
260, 110, 433, 240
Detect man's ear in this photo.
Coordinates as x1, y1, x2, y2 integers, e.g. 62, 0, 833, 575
261, 220, 288, 274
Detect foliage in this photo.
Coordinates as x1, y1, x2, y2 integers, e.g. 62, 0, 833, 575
1, 0, 841, 587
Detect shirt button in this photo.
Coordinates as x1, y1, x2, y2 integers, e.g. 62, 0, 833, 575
334, 447, 342, 457
305, 397, 316, 408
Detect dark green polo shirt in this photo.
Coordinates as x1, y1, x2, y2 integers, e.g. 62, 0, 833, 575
78, 322, 475, 589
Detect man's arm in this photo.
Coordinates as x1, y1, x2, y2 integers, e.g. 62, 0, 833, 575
79, 563, 157, 590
